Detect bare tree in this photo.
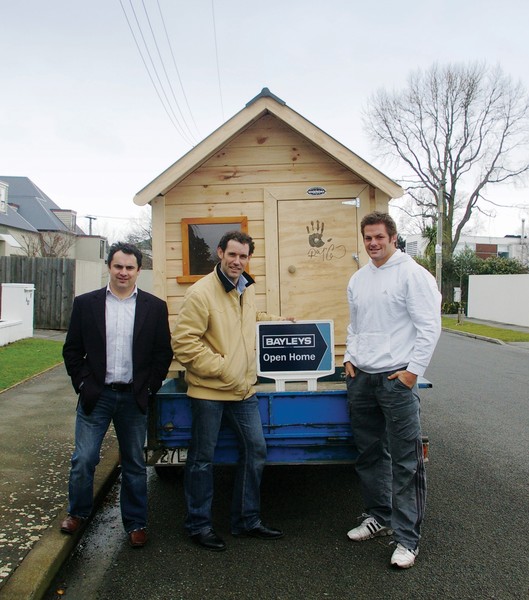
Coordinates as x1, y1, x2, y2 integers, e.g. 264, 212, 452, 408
123, 208, 152, 251
20, 231, 76, 257
364, 62, 529, 255
122, 208, 153, 268
19, 233, 41, 257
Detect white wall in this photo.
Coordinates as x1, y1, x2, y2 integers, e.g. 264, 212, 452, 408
0, 230, 26, 256
75, 260, 108, 296
0, 283, 35, 345
468, 274, 529, 327
137, 269, 153, 294
405, 234, 528, 263
74, 236, 106, 262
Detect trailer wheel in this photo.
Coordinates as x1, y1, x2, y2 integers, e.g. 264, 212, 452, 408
154, 465, 184, 480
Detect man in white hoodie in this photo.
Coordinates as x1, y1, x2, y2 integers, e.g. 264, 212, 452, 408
344, 211, 441, 569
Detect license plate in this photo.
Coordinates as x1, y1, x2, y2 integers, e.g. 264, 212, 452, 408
156, 448, 188, 466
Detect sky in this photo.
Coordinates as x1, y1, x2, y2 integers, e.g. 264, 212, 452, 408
1, 0, 529, 241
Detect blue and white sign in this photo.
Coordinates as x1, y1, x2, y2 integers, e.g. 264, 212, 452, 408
256, 320, 334, 386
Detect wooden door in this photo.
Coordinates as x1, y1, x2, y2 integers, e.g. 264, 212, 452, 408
277, 199, 359, 359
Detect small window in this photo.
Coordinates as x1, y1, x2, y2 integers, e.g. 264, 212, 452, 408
178, 217, 248, 283
406, 240, 418, 257
0, 182, 7, 214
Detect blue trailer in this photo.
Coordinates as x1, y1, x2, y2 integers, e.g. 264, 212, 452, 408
146, 376, 432, 474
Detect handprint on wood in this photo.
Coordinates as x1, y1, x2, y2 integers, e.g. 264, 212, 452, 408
306, 220, 331, 248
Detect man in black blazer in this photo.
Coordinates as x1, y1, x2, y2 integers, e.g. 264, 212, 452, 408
61, 242, 173, 547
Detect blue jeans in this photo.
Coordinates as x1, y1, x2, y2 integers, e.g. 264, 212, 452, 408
184, 394, 267, 535
67, 387, 148, 533
346, 368, 426, 550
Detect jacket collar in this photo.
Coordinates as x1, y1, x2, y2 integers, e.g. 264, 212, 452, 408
215, 263, 255, 293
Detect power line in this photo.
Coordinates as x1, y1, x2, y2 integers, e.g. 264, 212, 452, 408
117, 0, 195, 146
155, 0, 202, 139
81, 215, 134, 224
140, 0, 198, 143
211, 0, 224, 122
125, 0, 195, 145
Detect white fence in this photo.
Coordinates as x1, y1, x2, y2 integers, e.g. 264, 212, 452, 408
468, 274, 529, 327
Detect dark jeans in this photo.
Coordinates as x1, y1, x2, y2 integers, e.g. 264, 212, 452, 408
347, 368, 426, 550
184, 394, 267, 535
67, 387, 148, 533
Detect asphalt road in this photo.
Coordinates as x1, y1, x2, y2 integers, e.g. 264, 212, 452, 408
45, 332, 529, 600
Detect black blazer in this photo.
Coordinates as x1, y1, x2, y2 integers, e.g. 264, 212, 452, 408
63, 287, 173, 414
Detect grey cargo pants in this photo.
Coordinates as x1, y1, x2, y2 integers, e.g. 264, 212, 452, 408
346, 367, 426, 550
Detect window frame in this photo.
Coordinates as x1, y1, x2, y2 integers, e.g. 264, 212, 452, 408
177, 216, 249, 283
0, 182, 7, 214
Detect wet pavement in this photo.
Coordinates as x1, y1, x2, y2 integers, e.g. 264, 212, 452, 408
0, 331, 119, 599
0, 319, 528, 599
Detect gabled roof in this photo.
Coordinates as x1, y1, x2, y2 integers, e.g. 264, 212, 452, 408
0, 176, 84, 234
0, 202, 38, 232
134, 88, 403, 206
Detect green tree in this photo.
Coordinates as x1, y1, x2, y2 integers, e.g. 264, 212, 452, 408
422, 225, 437, 262
478, 255, 528, 275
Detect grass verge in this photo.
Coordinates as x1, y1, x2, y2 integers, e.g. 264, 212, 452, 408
441, 317, 529, 342
0, 338, 63, 391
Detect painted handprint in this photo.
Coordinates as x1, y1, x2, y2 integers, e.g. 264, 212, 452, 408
306, 220, 331, 248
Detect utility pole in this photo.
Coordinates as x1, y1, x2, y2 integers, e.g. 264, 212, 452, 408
435, 181, 444, 292
522, 218, 527, 267
85, 215, 97, 236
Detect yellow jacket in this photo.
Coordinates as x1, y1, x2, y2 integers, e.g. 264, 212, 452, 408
172, 265, 278, 400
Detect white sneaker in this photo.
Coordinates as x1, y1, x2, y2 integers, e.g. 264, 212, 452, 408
347, 515, 393, 541
390, 543, 419, 568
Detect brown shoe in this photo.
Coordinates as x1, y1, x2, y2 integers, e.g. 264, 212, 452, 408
129, 528, 147, 548
60, 515, 84, 534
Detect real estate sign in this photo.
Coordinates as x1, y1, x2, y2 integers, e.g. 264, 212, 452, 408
256, 320, 334, 384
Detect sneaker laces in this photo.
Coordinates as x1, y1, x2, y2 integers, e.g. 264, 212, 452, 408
390, 540, 418, 554
356, 512, 371, 522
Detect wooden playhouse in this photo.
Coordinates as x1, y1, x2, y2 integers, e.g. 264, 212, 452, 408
134, 88, 403, 371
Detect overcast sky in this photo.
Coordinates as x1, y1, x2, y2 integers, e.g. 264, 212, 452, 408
2, 0, 528, 240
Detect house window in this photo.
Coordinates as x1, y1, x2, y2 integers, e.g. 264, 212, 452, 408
178, 217, 248, 283
0, 182, 7, 214
406, 240, 418, 257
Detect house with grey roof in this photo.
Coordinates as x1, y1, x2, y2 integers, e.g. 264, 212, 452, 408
0, 177, 112, 330
0, 179, 37, 253
0, 176, 106, 261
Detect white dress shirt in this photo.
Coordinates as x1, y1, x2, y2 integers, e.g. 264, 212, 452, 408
105, 284, 137, 384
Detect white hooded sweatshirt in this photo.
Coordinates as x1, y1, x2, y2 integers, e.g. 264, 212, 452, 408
344, 250, 441, 376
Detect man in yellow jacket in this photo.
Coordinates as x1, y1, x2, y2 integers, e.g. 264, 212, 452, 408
172, 230, 284, 551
